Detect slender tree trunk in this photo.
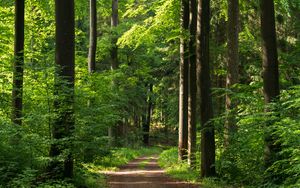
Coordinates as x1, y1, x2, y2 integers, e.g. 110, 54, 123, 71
188, 0, 197, 167
88, 0, 97, 73
143, 84, 153, 146
224, 0, 239, 147
49, 0, 75, 179
260, 0, 280, 179
12, 0, 25, 125
197, 0, 216, 177
111, 0, 118, 70
108, 0, 120, 144
178, 0, 189, 161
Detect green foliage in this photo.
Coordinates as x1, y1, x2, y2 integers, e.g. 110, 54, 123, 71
0, 0, 299, 187
158, 148, 199, 183
271, 86, 300, 187
94, 147, 162, 171
158, 148, 235, 188
213, 85, 300, 187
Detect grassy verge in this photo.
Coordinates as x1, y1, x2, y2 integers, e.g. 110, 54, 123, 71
158, 147, 237, 188
74, 147, 162, 188
93, 147, 162, 171
158, 147, 200, 183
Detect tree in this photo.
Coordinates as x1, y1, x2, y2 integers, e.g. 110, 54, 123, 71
178, 0, 189, 161
49, 0, 75, 178
143, 84, 153, 146
197, 0, 216, 177
12, 0, 25, 125
260, 0, 280, 179
188, 0, 197, 167
224, 0, 239, 146
108, 0, 123, 146
111, 0, 119, 70
88, 0, 97, 73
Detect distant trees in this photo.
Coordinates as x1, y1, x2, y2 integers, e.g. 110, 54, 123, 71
49, 0, 75, 178
143, 84, 153, 146
197, 0, 216, 177
88, 0, 97, 73
12, 0, 25, 125
178, 0, 189, 161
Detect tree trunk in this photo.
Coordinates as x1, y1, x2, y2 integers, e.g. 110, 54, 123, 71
111, 0, 118, 70
108, 0, 121, 145
178, 0, 189, 161
188, 0, 197, 167
12, 0, 25, 126
143, 84, 153, 146
197, 0, 216, 177
224, 0, 239, 147
260, 0, 280, 180
49, 0, 75, 179
88, 0, 97, 73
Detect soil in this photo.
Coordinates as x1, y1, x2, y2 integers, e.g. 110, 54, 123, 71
105, 155, 200, 188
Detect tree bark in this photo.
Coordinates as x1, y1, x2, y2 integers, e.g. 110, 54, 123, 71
178, 0, 189, 161
88, 0, 97, 73
111, 0, 119, 70
261, 0, 279, 103
143, 84, 153, 146
197, 0, 216, 177
224, 0, 239, 147
49, 0, 75, 179
260, 0, 280, 178
188, 0, 197, 167
108, 0, 121, 145
12, 0, 25, 126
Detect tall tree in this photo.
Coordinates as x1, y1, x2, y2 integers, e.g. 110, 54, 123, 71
49, 0, 75, 178
224, 0, 239, 146
111, 0, 119, 70
260, 0, 280, 177
88, 0, 97, 73
108, 0, 120, 145
197, 0, 216, 177
12, 0, 25, 125
143, 84, 153, 146
178, 0, 189, 161
188, 0, 197, 167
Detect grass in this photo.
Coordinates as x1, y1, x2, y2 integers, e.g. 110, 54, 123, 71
73, 146, 162, 188
158, 147, 200, 183
138, 159, 150, 169
93, 147, 162, 171
158, 147, 240, 188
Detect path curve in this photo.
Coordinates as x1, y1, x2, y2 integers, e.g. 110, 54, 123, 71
105, 155, 200, 188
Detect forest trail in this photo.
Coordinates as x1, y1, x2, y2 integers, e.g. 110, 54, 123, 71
106, 155, 200, 188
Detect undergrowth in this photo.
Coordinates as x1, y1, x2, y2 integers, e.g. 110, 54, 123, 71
158, 147, 238, 188
92, 147, 162, 171
80, 147, 162, 187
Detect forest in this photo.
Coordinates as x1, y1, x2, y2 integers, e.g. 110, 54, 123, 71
0, 0, 299, 187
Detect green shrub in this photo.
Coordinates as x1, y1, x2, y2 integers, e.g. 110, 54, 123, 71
158, 148, 199, 183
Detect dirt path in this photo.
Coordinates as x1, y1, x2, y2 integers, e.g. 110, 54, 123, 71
106, 155, 200, 188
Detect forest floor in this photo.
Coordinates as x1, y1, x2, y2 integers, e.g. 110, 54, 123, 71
105, 155, 200, 188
